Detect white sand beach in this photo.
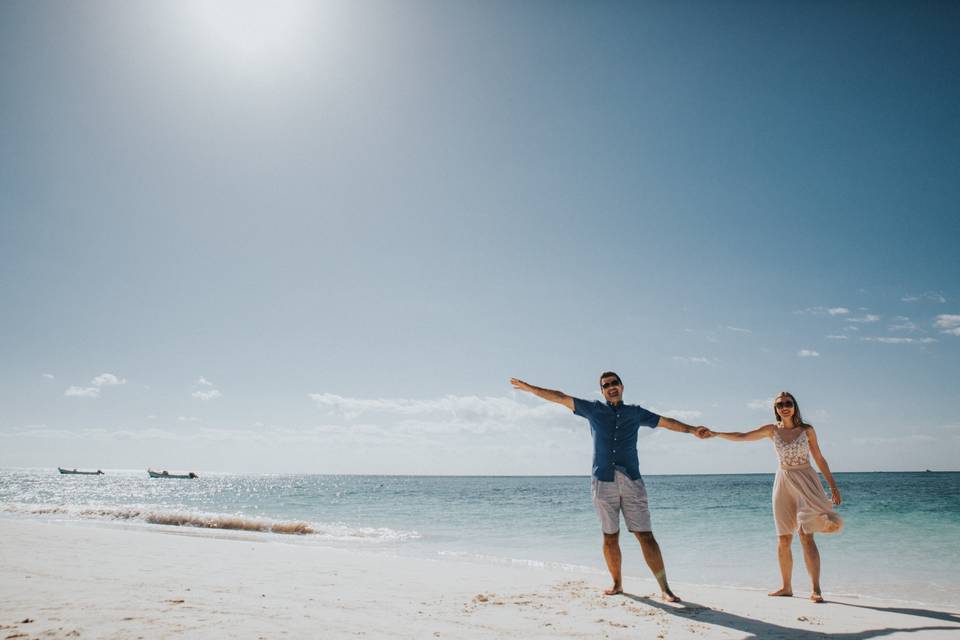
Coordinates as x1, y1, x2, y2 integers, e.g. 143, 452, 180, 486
1, 518, 957, 639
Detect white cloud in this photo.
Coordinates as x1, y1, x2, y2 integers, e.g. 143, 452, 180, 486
0, 423, 409, 446
656, 409, 703, 422
861, 337, 937, 344
112, 427, 185, 440
826, 335, 849, 340
853, 434, 937, 445
197, 376, 214, 386
64, 386, 100, 398
888, 317, 919, 332
747, 399, 773, 411
92, 373, 127, 387
308, 393, 702, 439
63, 373, 126, 397
178, 416, 200, 422
845, 314, 880, 323
902, 292, 947, 303
0, 427, 75, 439
934, 314, 960, 336
796, 306, 850, 317
147, 414, 158, 420
843, 326, 860, 332
672, 356, 715, 366
726, 326, 752, 334
309, 393, 572, 432
798, 350, 820, 357
192, 389, 222, 400
42, 373, 55, 380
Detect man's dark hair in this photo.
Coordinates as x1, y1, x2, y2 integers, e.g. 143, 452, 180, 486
599, 371, 622, 385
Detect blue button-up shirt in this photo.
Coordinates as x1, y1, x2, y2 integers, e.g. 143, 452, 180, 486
573, 398, 661, 481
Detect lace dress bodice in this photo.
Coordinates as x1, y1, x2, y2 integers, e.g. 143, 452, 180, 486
773, 427, 810, 467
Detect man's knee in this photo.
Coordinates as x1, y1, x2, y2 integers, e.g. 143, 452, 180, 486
777, 534, 793, 547
603, 531, 620, 546
634, 531, 656, 544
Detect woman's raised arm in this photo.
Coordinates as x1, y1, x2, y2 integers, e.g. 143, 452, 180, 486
712, 424, 775, 442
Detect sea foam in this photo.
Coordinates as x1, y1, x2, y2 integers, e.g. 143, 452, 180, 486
0, 502, 421, 542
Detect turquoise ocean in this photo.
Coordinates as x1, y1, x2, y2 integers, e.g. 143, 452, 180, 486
2, 469, 958, 607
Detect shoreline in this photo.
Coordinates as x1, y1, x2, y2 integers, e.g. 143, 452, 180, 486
2, 518, 958, 639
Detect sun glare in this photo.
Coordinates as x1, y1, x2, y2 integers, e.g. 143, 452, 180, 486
183, 0, 319, 70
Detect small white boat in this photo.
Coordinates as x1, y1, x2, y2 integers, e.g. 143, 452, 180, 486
58, 467, 104, 475
147, 469, 198, 479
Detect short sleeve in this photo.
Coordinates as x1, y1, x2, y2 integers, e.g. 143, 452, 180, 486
634, 405, 660, 428
572, 397, 595, 419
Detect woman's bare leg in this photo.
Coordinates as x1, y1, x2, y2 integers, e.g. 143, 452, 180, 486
799, 531, 823, 602
769, 534, 794, 596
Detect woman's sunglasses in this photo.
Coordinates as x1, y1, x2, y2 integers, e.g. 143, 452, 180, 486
775, 400, 795, 409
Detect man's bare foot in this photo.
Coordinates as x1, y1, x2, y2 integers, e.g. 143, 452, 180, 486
661, 590, 681, 603
811, 592, 824, 603
768, 588, 793, 597
604, 585, 623, 596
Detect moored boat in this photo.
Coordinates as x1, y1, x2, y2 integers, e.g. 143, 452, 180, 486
147, 468, 198, 479
58, 467, 104, 475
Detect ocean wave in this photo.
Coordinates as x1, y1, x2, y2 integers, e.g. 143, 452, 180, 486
0, 502, 421, 542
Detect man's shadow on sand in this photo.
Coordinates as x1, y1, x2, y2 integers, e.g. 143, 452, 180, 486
624, 593, 960, 640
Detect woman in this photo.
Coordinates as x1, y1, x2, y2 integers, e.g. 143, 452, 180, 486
711, 392, 842, 602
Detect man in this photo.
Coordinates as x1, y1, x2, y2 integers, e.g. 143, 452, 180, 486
510, 372, 710, 602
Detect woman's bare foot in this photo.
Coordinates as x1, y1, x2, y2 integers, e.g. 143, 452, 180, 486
811, 591, 824, 603
661, 590, 681, 603
604, 584, 623, 596
768, 587, 793, 597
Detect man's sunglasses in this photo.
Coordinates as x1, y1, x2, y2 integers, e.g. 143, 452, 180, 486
601, 380, 622, 389
775, 401, 795, 409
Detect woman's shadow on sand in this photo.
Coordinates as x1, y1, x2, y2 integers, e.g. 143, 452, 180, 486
625, 593, 960, 640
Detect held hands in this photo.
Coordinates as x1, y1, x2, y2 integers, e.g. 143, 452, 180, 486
694, 426, 715, 439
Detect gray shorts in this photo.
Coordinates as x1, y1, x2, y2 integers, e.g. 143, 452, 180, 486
591, 470, 652, 534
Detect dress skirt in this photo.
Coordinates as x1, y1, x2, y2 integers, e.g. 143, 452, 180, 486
772, 464, 843, 535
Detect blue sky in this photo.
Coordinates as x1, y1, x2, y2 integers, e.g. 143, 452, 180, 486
1, 0, 958, 474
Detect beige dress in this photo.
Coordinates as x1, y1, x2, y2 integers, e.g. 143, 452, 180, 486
771, 427, 843, 535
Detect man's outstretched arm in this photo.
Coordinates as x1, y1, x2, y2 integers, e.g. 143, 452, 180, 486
657, 416, 712, 439
510, 378, 575, 412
